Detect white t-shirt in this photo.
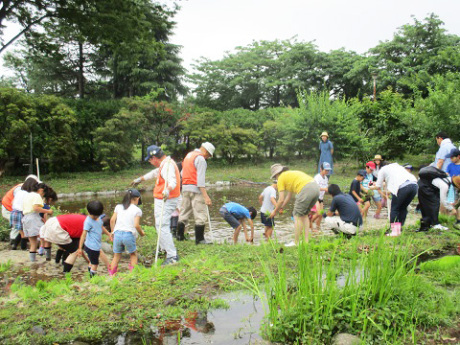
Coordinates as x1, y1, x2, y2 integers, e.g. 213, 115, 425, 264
260, 186, 276, 213
22, 192, 44, 215
314, 173, 329, 200
113, 204, 143, 236
12, 189, 29, 211
376, 163, 417, 195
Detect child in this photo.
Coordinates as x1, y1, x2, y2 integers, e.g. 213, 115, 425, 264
258, 182, 277, 240
308, 204, 321, 232
313, 162, 332, 228
219, 202, 257, 244
22, 183, 53, 262
362, 162, 382, 219
38, 187, 58, 257
109, 189, 145, 275
77, 201, 112, 278
349, 170, 369, 217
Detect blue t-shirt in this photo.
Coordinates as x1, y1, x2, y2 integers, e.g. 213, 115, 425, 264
330, 193, 363, 227
446, 163, 460, 177
83, 216, 103, 251
225, 202, 250, 220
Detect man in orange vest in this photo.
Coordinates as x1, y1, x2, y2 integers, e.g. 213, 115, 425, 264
144, 145, 181, 265
177, 142, 215, 244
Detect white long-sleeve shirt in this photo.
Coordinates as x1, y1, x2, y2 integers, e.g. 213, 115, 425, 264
376, 163, 417, 195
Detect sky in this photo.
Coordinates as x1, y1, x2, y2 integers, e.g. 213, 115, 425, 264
2, 0, 460, 75
169, 0, 460, 73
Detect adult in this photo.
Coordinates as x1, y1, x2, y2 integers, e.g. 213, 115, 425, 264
177, 142, 215, 244
42, 214, 87, 272
318, 132, 333, 175
417, 166, 451, 232
325, 184, 363, 236
1, 174, 40, 247
370, 163, 418, 232
269, 164, 320, 244
372, 155, 387, 179
144, 145, 181, 265
434, 132, 456, 172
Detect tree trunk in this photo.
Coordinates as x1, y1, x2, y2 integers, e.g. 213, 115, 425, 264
78, 41, 85, 99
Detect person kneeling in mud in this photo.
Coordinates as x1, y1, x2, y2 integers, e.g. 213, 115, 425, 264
324, 184, 363, 236
219, 202, 257, 244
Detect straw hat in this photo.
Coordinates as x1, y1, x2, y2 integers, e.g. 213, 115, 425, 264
374, 154, 383, 161
453, 176, 460, 189
320, 131, 329, 138
270, 164, 288, 179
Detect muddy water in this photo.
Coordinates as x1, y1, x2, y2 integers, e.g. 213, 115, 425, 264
73, 292, 268, 345
56, 185, 313, 244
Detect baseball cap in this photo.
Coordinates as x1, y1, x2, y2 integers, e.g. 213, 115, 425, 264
128, 188, 142, 205
366, 161, 376, 170
403, 163, 413, 171
445, 148, 460, 159
321, 162, 332, 170
357, 170, 367, 177
144, 145, 163, 161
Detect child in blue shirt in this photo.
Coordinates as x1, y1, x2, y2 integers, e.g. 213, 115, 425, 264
77, 201, 112, 278
219, 202, 257, 244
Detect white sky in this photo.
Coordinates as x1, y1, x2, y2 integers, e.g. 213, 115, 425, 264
170, 0, 460, 73
2, 0, 460, 76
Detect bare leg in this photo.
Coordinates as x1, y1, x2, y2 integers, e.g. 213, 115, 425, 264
264, 226, 273, 240
375, 200, 382, 217
233, 225, 242, 244
294, 215, 310, 244
129, 252, 138, 267
99, 250, 110, 269
110, 253, 122, 270
363, 201, 371, 218
300, 215, 311, 242
29, 236, 38, 252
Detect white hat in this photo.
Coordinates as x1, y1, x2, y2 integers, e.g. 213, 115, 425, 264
270, 163, 288, 179
201, 142, 215, 156
25, 174, 41, 183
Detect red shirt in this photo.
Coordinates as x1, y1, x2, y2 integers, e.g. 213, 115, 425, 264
57, 214, 86, 238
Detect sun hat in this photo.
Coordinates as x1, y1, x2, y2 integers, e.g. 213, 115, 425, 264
144, 145, 164, 161
373, 154, 383, 161
321, 162, 332, 170
357, 170, 367, 177
201, 142, 215, 156
270, 164, 288, 179
366, 161, 376, 170
320, 131, 329, 138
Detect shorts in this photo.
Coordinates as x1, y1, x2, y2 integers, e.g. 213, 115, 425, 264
293, 182, 320, 217
219, 207, 240, 229
22, 213, 43, 237
84, 245, 100, 265
10, 210, 23, 230
60, 238, 80, 253
113, 231, 137, 254
260, 212, 275, 227
372, 190, 382, 202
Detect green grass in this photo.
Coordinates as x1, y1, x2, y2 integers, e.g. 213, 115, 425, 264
0, 223, 458, 344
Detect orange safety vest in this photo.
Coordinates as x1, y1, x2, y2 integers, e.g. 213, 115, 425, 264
181, 150, 203, 185
154, 158, 181, 199
1, 184, 22, 212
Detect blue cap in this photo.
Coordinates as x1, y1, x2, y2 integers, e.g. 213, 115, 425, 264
403, 163, 413, 171
144, 145, 163, 161
445, 148, 460, 159
321, 162, 332, 170
357, 169, 367, 177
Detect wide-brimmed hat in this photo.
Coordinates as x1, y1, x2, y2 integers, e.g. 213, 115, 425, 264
270, 164, 288, 179
320, 131, 329, 138
374, 154, 383, 161
201, 142, 215, 156
453, 176, 460, 189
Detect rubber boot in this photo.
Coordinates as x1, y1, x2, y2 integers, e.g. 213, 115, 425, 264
29, 252, 37, 262
177, 222, 186, 241
20, 238, 29, 250
63, 262, 73, 273
170, 216, 178, 239
44, 247, 52, 261
108, 266, 118, 276
195, 225, 211, 245
11, 234, 21, 250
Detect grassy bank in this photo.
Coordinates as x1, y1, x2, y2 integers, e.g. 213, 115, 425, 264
0, 223, 459, 344
0, 154, 434, 196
